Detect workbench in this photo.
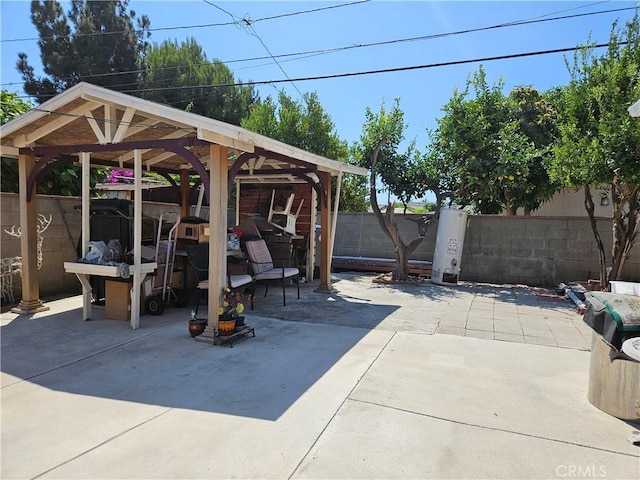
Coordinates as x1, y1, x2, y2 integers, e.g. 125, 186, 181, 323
64, 261, 157, 328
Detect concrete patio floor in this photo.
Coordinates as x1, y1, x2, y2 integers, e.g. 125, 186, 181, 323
1, 273, 638, 479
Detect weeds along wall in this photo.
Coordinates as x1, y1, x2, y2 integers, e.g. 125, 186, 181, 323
2, 193, 639, 303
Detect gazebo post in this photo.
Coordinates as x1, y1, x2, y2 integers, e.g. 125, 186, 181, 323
197, 144, 228, 343
12, 151, 48, 314
316, 170, 334, 292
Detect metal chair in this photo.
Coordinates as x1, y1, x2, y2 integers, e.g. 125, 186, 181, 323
184, 242, 254, 315
244, 239, 299, 306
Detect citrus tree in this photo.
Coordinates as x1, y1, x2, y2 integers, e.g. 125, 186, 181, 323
549, 13, 640, 287
352, 99, 437, 280
429, 67, 559, 214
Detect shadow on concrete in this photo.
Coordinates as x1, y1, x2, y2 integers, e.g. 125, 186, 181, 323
1, 274, 411, 421
249, 272, 463, 330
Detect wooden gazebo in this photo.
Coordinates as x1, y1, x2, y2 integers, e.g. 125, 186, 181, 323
0, 82, 366, 335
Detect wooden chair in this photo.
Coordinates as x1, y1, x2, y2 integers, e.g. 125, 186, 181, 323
184, 243, 254, 315
244, 239, 299, 306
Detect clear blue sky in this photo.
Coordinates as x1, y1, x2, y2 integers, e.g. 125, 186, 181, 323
1, 1, 636, 164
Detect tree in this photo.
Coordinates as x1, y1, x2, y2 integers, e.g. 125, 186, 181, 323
352, 99, 433, 281
549, 13, 640, 287
429, 67, 558, 214
0, 90, 32, 125
17, 0, 150, 103
506, 86, 560, 214
141, 38, 257, 126
241, 91, 365, 211
1, 90, 33, 192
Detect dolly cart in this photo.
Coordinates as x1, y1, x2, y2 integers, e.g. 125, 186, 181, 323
145, 212, 187, 315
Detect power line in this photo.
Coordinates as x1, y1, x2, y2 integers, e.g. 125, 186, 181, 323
17, 41, 620, 102
201, 0, 306, 99
2, 4, 632, 89
248, 0, 370, 25
0, 0, 370, 44
139, 42, 625, 91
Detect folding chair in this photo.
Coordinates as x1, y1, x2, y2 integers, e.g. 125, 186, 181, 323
244, 239, 299, 306
184, 242, 254, 315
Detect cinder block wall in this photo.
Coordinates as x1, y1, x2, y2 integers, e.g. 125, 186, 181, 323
2, 194, 639, 302
332, 212, 640, 286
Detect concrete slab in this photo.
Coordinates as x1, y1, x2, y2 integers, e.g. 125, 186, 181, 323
296, 333, 638, 479
293, 399, 636, 479
2, 301, 393, 479
2, 273, 638, 479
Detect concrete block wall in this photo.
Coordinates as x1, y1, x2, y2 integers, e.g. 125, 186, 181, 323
2, 193, 639, 302
332, 212, 436, 260
332, 212, 640, 287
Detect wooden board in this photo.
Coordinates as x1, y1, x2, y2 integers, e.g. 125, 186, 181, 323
332, 256, 432, 276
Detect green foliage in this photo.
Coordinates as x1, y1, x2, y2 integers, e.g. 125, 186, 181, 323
352, 98, 430, 208
337, 173, 368, 212
549, 12, 640, 282
551, 15, 640, 188
1, 90, 32, 192
429, 66, 559, 214
243, 91, 348, 159
141, 38, 257, 126
242, 91, 365, 211
352, 98, 432, 280
1, 90, 32, 124
400, 202, 436, 213
17, 0, 150, 103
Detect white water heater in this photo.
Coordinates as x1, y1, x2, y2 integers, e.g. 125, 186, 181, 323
431, 208, 468, 286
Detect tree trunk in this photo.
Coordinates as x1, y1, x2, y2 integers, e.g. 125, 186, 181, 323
609, 183, 639, 282
395, 240, 409, 280
368, 140, 429, 281
583, 185, 608, 289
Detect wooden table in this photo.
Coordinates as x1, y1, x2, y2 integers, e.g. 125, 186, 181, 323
64, 261, 157, 328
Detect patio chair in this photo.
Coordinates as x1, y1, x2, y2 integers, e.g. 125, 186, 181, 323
244, 239, 300, 306
184, 242, 254, 316
267, 189, 303, 236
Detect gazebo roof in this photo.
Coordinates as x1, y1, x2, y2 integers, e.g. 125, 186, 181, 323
0, 82, 366, 182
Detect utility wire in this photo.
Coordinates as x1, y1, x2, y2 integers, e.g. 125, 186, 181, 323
246, 0, 370, 25
133, 42, 624, 92
2, 4, 632, 89
0, 0, 370, 44
202, 0, 305, 99
18, 41, 620, 102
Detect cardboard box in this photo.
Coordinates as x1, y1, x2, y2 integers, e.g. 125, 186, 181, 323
105, 280, 131, 321
105, 279, 146, 321
198, 224, 210, 243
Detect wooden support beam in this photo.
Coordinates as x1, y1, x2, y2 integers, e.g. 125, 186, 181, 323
198, 144, 228, 343
12, 151, 48, 314
316, 170, 333, 292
